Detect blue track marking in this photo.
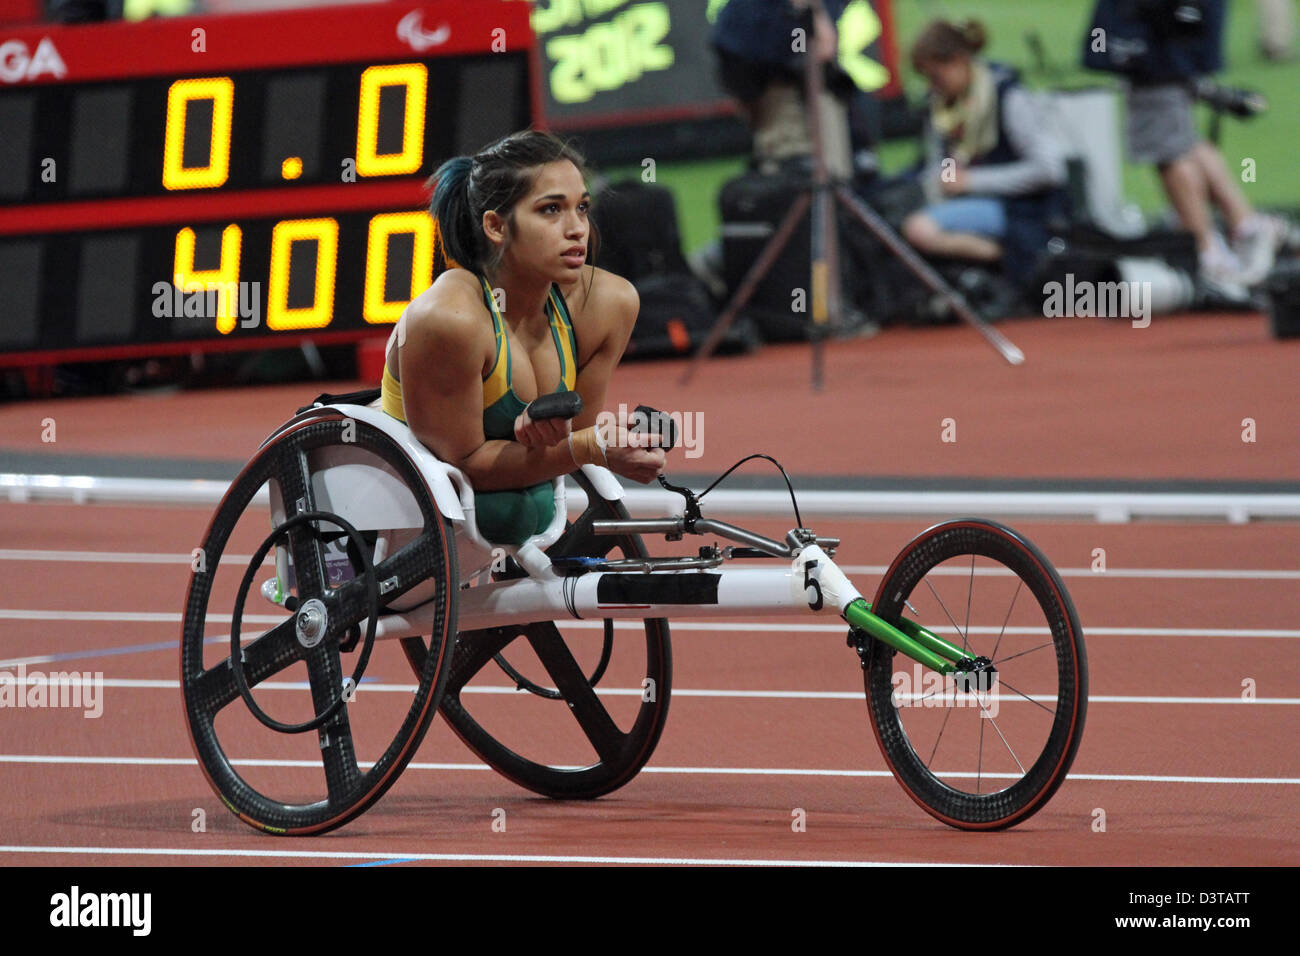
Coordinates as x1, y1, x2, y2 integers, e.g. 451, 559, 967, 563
349, 858, 420, 867
2, 634, 385, 683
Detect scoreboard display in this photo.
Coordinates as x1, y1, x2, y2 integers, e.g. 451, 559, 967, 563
527, 0, 899, 146
0, 1, 536, 364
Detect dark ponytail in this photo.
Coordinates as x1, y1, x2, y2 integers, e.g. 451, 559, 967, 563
425, 129, 593, 278
429, 155, 477, 273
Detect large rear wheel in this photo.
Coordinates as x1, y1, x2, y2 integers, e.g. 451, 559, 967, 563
404, 469, 672, 799
181, 414, 457, 834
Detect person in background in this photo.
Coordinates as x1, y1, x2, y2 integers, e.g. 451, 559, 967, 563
1257, 0, 1295, 61
45, 0, 193, 21
712, 0, 855, 179
900, 19, 1069, 295
1084, 0, 1285, 291
44, 0, 120, 20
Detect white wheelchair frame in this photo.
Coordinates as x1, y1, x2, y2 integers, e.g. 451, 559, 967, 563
264, 401, 865, 639
181, 398, 1087, 835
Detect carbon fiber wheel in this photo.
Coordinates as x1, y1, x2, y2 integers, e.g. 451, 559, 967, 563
403, 469, 672, 799
865, 519, 1087, 830
181, 413, 457, 834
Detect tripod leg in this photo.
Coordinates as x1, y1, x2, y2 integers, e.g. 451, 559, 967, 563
834, 185, 1025, 366
681, 191, 813, 384
809, 182, 840, 391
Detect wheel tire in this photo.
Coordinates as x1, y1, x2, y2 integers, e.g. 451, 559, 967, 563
404, 469, 672, 799
864, 518, 1087, 830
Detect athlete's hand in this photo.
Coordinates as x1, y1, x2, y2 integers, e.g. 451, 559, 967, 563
514, 408, 570, 448
603, 425, 666, 484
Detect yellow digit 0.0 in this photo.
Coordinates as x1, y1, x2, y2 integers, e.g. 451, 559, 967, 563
356, 63, 428, 177
163, 77, 235, 190
267, 218, 339, 330
172, 225, 243, 334
363, 211, 432, 324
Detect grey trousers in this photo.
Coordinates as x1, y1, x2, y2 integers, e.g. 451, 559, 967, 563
747, 79, 853, 179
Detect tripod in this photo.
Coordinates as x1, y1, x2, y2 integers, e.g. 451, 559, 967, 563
683, 0, 1024, 389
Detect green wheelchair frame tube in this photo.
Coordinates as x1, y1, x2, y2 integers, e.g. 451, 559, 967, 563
843, 598, 970, 674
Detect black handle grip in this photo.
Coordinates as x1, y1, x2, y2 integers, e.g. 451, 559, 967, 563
526, 390, 584, 421
630, 404, 678, 452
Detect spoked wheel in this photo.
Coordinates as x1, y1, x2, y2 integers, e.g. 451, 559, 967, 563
181, 413, 457, 834
404, 469, 672, 799
864, 518, 1087, 830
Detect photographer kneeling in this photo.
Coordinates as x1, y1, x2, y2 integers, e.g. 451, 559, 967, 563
901, 20, 1069, 304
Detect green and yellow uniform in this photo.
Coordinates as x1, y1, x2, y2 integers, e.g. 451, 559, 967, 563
381, 275, 579, 545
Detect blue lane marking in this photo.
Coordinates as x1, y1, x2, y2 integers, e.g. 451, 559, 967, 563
6, 633, 385, 682
349, 858, 419, 867
8, 639, 177, 665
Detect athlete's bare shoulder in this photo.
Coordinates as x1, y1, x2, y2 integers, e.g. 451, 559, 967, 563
405, 268, 487, 326
399, 269, 493, 374
559, 265, 638, 358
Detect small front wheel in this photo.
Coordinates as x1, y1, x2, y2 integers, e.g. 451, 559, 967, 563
864, 519, 1087, 830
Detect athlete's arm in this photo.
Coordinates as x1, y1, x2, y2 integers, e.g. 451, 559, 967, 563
562, 268, 666, 483
567, 268, 638, 432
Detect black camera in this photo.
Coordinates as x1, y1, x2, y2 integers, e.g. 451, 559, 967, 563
1192, 78, 1268, 118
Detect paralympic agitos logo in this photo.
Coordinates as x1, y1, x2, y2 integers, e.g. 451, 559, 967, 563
396, 11, 450, 52
0, 37, 67, 83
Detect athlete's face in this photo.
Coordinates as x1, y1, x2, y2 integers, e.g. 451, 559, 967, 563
491, 159, 590, 284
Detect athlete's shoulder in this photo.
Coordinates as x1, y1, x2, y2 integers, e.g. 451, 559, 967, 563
402, 269, 491, 349
417, 268, 488, 312
562, 265, 638, 326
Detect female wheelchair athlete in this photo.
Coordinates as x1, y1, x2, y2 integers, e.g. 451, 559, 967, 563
180, 389, 1088, 835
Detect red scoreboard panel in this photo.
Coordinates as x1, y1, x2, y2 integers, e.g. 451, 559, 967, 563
0, 1, 537, 365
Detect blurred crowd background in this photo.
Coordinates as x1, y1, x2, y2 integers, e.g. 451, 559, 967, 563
3, 0, 1297, 395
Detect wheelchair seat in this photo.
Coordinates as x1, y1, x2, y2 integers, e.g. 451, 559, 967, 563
262, 400, 623, 606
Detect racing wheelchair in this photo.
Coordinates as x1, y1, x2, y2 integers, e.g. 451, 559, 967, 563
180, 390, 1088, 835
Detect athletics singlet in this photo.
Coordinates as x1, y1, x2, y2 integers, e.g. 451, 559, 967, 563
380, 275, 580, 546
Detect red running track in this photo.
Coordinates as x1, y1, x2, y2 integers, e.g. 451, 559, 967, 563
1, 316, 1298, 865
0, 508, 1297, 866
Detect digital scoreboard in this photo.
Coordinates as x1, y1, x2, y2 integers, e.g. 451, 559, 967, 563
0, 1, 536, 365
525, 0, 900, 160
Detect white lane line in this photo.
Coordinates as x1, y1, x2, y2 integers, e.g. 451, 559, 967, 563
0, 549, 258, 565
2, 755, 1296, 784
0, 844, 1002, 866
6, 677, 1296, 705
2, 609, 1298, 639
648, 623, 1300, 638
841, 565, 1300, 580
0, 610, 283, 624
4, 549, 1298, 581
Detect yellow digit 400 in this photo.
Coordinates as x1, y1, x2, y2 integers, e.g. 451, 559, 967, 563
356, 63, 428, 177
163, 77, 235, 191
168, 209, 437, 337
